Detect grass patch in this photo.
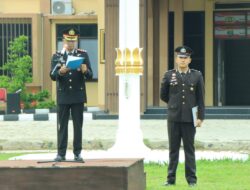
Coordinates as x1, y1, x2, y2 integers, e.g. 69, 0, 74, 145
0, 153, 29, 160
145, 158, 250, 190
0, 152, 50, 160
1, 153, 249, 189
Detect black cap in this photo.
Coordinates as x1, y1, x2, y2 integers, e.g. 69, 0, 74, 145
63, 27, 79, 41
175, 46, 193, 58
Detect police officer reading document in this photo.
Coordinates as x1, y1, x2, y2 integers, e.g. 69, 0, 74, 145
50, 28, 93, 162
160, 46, 205, 187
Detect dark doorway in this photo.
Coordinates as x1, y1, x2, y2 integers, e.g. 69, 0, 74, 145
224, 40, 250, 105
215, 40, 250, 106
184, 12, 205, 76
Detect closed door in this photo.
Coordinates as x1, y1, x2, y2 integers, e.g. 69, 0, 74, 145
224, 40, 250, 105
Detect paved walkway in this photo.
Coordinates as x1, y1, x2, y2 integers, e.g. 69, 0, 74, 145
0, 119, 250, 153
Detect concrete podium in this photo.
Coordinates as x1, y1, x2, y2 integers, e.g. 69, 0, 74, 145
0, 159, 145, 190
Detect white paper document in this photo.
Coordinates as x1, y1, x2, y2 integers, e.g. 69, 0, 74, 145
192, 106, 198, 127
66, 55, 84, 70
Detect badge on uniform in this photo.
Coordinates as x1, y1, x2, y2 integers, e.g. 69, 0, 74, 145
170, 73, 178, 85
170, 80, 178, 86
170, 79, 178, 85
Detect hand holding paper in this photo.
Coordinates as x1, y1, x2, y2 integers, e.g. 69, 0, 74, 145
59, 64, 70, 75
66, 55, 84, 70
196, 119, 203, 127
81, 64, 87, 73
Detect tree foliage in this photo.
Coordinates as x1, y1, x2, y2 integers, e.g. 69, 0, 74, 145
0, 35, 55, 109
0, 35, 32, 93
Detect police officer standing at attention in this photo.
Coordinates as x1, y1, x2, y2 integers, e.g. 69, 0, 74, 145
50, 27, 93, 162
160, 46, 205, 187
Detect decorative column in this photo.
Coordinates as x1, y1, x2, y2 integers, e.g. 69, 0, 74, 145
109, 0, 150, 154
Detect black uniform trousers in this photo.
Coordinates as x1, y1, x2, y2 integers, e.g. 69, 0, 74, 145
57, 103, 84, 157
167, 121, 197, 184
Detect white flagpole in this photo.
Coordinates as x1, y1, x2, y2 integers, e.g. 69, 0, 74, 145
109, 0, 150, 156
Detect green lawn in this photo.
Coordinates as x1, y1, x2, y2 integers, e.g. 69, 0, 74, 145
0, 152, 49, 160
1, 153, 249, 190
145, 158, 250, 190
0, 153, 28, 160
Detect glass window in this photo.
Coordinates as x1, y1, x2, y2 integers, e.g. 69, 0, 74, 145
214, 11, 250, 40
0, 18, 32, 75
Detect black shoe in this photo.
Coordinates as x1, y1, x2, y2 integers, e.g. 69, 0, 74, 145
74, 154, 84, 162
164, 182, 175, 186
54, 155, 66, 162
188, 183, 197, 187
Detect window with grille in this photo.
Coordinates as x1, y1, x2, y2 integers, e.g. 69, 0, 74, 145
0, 18, 32, 75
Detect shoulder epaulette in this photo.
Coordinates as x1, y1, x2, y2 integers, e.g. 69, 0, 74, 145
163, 69, 175, 75
167, 69, 176, 73
77, 49, 87, 53
190, 69, 201, 73
54, 51, 62, 56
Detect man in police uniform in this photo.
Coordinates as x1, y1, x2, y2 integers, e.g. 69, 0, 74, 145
50, 27, 93, 162
160, 46, 205, 187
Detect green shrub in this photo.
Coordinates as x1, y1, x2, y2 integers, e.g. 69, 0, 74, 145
36, 100, 55, 109
22, 90, 55, 109
0, 36, 55, 109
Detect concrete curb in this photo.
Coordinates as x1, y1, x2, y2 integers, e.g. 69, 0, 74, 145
0, 113, 93, 121
0, 107, 100, 121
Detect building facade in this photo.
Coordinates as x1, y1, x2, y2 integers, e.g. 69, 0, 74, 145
1, 0, 250, 113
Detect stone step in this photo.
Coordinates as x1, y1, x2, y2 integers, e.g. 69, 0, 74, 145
92, 106, 250, 120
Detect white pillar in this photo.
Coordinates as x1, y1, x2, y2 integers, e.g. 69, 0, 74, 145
109, 0, 150, 155
119, 0, 139, 49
